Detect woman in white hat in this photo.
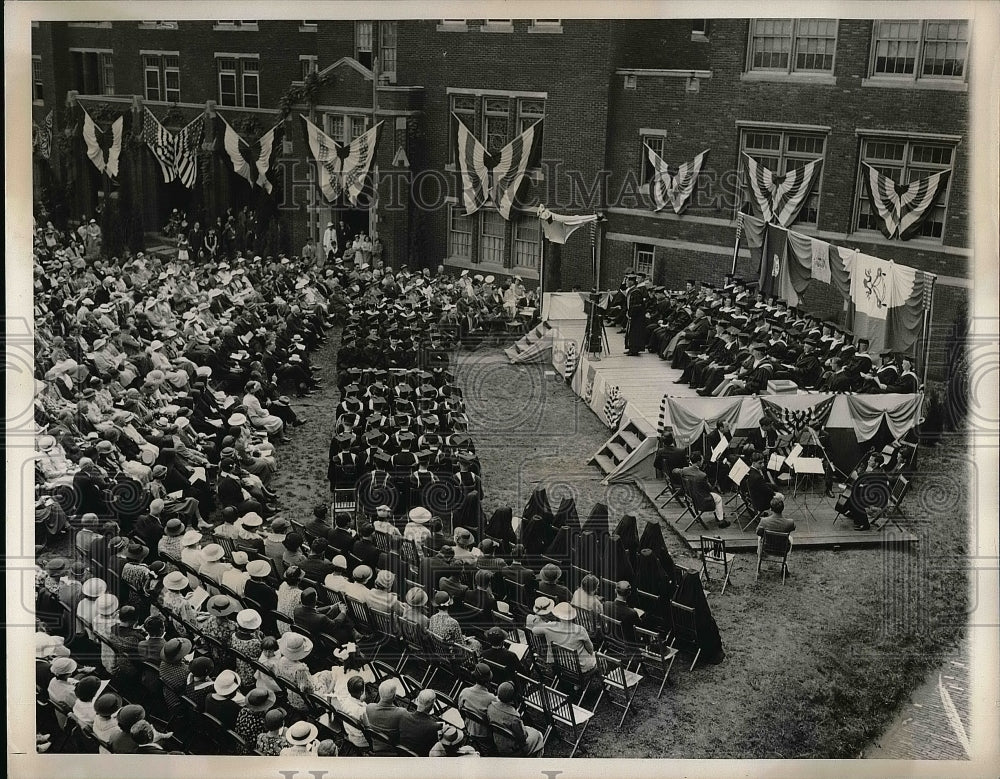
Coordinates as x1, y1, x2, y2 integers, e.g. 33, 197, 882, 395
366, 569, 403, 615
204, 669, 245, 728
229, 608, 263, 691
159, 570, 201, 626
531, 601, 596, 671
279, 720, 319, 756
198, 594, 240, 663
274, 633, 315, 714
242, 381, 289, 444
403, 506, 433, 549
91, 593, 120, 674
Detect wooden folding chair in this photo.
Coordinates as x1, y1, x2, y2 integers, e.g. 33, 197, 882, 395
541, 683, 595, 758
551, 642, 598, 706
699, 535, 737, 594
667, 600, 702, 671
594, 650, 643, 728
634, 626, 678, 699
678, 480, 712, 533
871, 476, 910, 531
756, 530, 791, 583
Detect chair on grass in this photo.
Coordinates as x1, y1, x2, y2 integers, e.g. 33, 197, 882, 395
699, 535, 737, 594
634, 626, 679, 699
541, 683, 595, 758
667, 600, 702, 671
594, 651, 643, 729
870, 476, 910, 531
756, 530, 791, 583
550, 642, 598, 706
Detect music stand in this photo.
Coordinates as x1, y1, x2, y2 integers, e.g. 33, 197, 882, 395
791, 457, 825, 505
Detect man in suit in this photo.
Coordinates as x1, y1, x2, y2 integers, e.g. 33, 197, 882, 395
678, 452, 729, 528
398, 689, 443, 756
653, 430, 688, 480
744, 451, 776, 512
604, 581, 642, 643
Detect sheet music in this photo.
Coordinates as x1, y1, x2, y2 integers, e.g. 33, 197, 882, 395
710, 435, 729, 463
793, 457, 825, 474
729, 458, 750, 485
786, 444, 803, 466
767, 453, 786, 471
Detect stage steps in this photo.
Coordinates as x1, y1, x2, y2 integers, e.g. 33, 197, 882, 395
589, 416, 654, 476
504, 320, 553, 362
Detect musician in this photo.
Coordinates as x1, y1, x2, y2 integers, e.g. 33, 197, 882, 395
704, 420, 735, 488
677, 452, 729, 528
624, 277, 649, 356
840, 453, 892, 531
744, 451, 777, 512
653, 430, 688, 481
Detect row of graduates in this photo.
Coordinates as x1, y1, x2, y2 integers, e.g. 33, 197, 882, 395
610, 274, 920, 395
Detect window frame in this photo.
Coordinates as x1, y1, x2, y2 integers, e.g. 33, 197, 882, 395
448, 204, 475, 260
852, 135, 956, 242
138, 21, 178, 30
483, 18, 515, 33
478, 208, 508, 265
482, 96, 511, 156
747, 18, 838, 75
32, 55, 44, 103
300, 20, 318, 32
69, 48, 115, 96
513, 213, 542, 270
215, 54, 258, 108
867, 19, 969, 87
738, 125, 828, 227
529, 19, 563, 33
691, 19, 709, 41
379, 21, 398, 84
298, 55, 319, 83
355, 21, 374, 69
214, 20, 259, 31
141, 51, 180, 103
449, 93, 477, 165
634, 243, 655, 277
639, 133, 665, 186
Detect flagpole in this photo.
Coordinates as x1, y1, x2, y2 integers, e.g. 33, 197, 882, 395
921, 274, 937, 389
370, 55, 379, 248
731, 213, 742, 276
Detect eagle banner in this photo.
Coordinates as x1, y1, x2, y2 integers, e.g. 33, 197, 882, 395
80, 105, 127, 177
761, 396, 836, 434
743, 154, 822, 227
453, 114, 542, 219
862, 164, 950, 240
218, 114, 286, 192
645, 146, 708, 214
301, 115, 382, 205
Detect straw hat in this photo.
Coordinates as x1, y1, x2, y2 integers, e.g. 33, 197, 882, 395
532, 596, 555, 615
206, 594, 239, 617
228, 413, 247, 427
405, 587, 428, 608
160, 637, 193, 663
375, 569, 395, 589
552, 602, 578, 621
180, 530, 203, 547
247, 560, 271, 578
239, 511, 264, 528
236, 609, 262, 630
244, 687, 277, 712
163, 571, 189, 591
539, 563, 562, 582
96, 594, 119, 616
50, 657, 78, 676
82, 578, 107, 598
201, 543, 225, 562
285, 721, 319, 746
213, 669, 241, 696
408, 507, 431, 524
278, 633, 313, 661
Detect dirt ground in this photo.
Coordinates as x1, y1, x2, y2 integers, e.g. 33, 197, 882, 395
270, 334, 971, 759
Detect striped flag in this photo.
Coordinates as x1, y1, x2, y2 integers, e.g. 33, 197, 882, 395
301, 114, 382, 205
217, 114, 285, 191
80, 105, 126, 177
646, 146, 708, 214
174, 114, 204, 189
743, 154, 822, 227
863, 164, 950, 240
761, 396, 835, 434
454, 113, 490, 215
143, 107, 177, 183
454, 114, 542, 219
603, 385, 627, 430
40, 110, 53, 159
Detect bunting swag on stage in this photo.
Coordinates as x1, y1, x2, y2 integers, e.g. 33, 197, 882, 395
143, 108, 204, 188
301, 115, 382, 205
218, 114, 285, 192
862, 164, 951, 240
80, 105, 127, 177
535, 205, 598, 244
645, 146, 708, 214
743, 154, 822, 227
761, 395, 836, 433
454, 114, 542, 219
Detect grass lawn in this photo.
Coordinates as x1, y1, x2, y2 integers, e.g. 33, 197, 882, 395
273, 336, 970, 759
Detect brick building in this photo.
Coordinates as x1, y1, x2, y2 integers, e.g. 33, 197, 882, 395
31, 17, 971, 358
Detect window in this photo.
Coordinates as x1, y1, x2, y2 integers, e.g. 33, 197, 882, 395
739, 128, 826, 225
871, 20, 968, 80
640, 134, 664, 185
300, 20, 318, 32
692, 19, 709, 39
533, 19, 562, 27
448, 206, 474, 259
379, 21, 397, 82
480, 210, 507, 264
514, 215, 541, 269
855, 137, 954, 239
749, 18, 837, 73
216, 55, 258, 108
356, 21, 374, 69
449, 94, 476, 164
299, 55, 318, 81
517, 97, 545, 134
634, 244, 655, 277
70, 50, 114, 95
139, 21, 178, 29
32, 56, 43, 102
323, 114, 369, 144
143, 53, 180, 102
483, 97, 510, 154
215, 20, 258, 30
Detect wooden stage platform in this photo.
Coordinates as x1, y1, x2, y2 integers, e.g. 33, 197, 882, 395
632, 476, 918, 552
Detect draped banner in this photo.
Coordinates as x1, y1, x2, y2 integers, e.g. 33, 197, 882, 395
218, 114, 285, 192
536, 205, 598, 244
645, 146, 708, 214
844, 394, 924, 442
761, 395, 836, 433
743, 154, 822, 227
454, 114, 542, 218
666, 397, 743, 445
80, 105, 127, 177
843, 251, 926, 354
604, 385, 627, 430
863, 164, 951, 240
301, 114, 382, 205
